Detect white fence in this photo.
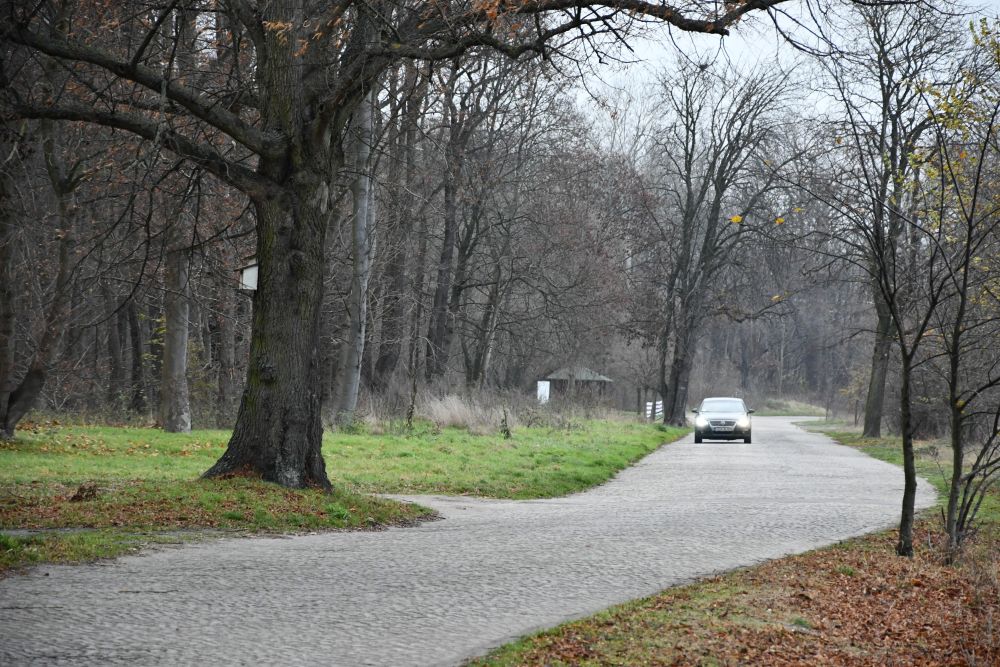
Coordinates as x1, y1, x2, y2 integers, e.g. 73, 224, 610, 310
645, 400, 663, 420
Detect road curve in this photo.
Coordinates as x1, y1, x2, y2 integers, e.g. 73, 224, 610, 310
0, 417, 935, 666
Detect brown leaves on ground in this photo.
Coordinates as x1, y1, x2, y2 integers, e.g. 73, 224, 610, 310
481, 522, 1000, 666
698, 526, 999, 666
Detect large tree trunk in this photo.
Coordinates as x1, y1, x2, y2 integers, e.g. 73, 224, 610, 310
160, 240, 192, 433
863, 292, 893, 437
204, 182, 331, 489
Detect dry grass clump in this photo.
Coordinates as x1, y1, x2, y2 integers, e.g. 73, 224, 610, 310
340, 384, 645, 435
417, 394, 518, 434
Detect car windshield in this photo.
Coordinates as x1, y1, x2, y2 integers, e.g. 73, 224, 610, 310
700, 399, 745, 412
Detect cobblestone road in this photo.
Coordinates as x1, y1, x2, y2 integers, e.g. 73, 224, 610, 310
0, 417, 935, 666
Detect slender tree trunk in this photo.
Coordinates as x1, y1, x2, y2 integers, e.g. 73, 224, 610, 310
663, 327, 696, 426
0, 166, 17, 434
373, 235, 407, 390
409, 210, 429, 381
426, 163, 459, 381
373, 72, 420, 390
146, 303, 163, 410
1, 219, 73, 437
466, 263, 507, 389
476, 281, 508, 391
944, 275, 970, 557
215, 289, 238, 428
160, 239, 192, 433
333, 92, 375, 425
127, 300, 146, 413
945, 389, 964, 557
863, 294, 893, 437
896, 352, 917, 557
1, 119, 74, 438
104, 285, 124, 405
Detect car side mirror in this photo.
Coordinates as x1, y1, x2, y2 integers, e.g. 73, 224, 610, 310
692, 409, 699, 414
748, 409, 755, 414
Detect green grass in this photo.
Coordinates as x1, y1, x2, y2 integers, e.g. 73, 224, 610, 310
328, 421, 687, 499
0, 425, 232, 483
0, 530, 187, 572
1, 418, 686, 572
2, 420, 685, 499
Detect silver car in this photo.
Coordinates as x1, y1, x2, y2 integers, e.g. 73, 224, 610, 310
692, 397, 753, 443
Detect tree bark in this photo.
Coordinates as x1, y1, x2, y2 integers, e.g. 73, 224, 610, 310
896, 352, 917, 557
663, 323, 697, 426
373, 65, 423, 391
160, 241, 192, 433
332, 91, 375, 425
127, 300, 146, 413
203, 181, 331, 489
215, 287, 238, 428
426, 153, 460, 381
863, 291, 893, 437
1, 213, 73, 438
0, 163, 17, 434
1, 117, 74, 438
104, 285, 124, 405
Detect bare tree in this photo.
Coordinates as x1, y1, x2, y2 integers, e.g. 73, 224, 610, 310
818, 2, 959, 438
628, 62, 794, 426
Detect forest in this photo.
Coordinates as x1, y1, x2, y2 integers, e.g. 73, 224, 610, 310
1, 0, 1000, 562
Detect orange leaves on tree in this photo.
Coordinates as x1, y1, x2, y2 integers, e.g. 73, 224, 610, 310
473, 0, 503, 22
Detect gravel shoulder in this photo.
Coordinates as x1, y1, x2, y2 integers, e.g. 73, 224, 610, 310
0, 417, 935, 666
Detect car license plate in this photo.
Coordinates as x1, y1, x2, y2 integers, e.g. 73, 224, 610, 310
713, 426, 733, 432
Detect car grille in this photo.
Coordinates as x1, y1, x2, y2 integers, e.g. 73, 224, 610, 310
710, 420, 736, 427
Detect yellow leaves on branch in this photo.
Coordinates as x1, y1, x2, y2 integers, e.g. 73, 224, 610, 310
728, 208, 802, 226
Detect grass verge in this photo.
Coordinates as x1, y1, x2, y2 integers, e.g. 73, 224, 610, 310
1, 418, 684, 574
471, 423, 1000, 666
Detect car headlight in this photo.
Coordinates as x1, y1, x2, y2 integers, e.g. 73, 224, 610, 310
695, 416, 709, 428
737, 417, 750, 429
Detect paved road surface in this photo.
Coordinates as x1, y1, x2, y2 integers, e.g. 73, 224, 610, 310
0, 417, 935, 666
